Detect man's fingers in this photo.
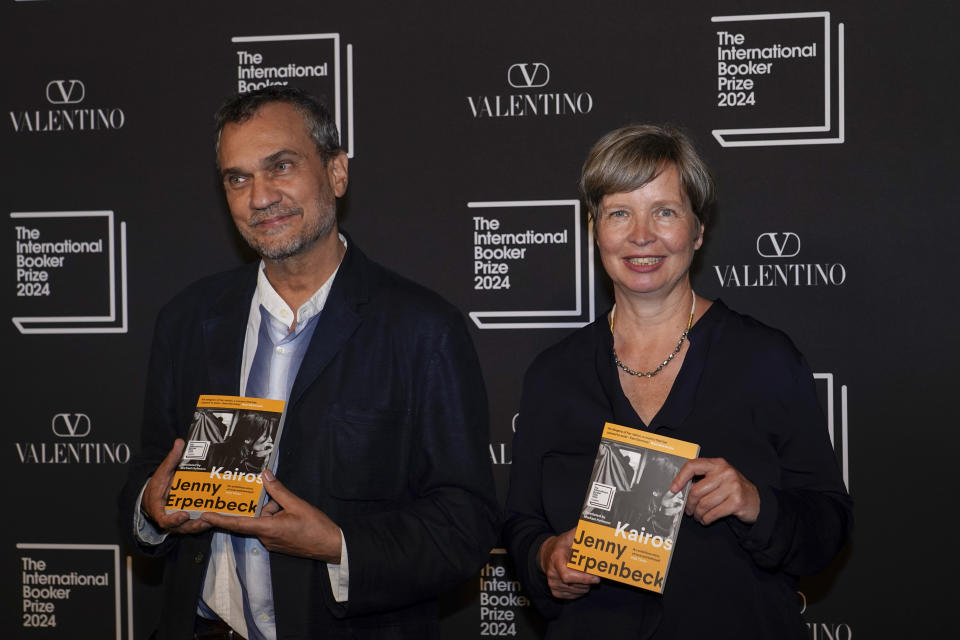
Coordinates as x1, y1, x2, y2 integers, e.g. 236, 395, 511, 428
153, 510, 214, 535
261, 500, 281, 516
146, 440, 186, 498
165, 511, 191, 527
142, 441, 190, 525
173, 518, 214, 535
260, 469, 300, 509
158, 439, 186, 474
200, 511, 266, 535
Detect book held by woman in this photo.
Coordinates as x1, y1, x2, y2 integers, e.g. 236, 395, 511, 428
569, 422, 699, 593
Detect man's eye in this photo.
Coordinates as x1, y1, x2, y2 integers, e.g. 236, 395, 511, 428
656, 208, 675, 217
276, 161, 292, 171
608, 209, 628, 218
226, 175, 246, 186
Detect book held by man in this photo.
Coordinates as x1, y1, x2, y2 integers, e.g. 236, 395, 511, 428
568, 422, 700, 593
165, 394, 286, 518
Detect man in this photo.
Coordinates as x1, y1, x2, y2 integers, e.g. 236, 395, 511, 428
119, 87, 499, 639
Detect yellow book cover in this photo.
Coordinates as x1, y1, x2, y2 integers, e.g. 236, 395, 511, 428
567, 422, 700, 593
165, 394, 286, 518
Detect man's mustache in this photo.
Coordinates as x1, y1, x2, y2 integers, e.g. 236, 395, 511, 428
249, 206, 303, 226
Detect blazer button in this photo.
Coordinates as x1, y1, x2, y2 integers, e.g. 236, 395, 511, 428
194, 552, 205, 564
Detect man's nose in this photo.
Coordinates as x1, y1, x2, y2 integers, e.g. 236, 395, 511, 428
249, 176, 282, 210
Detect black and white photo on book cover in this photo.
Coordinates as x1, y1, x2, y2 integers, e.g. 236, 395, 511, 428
581, 439, 689, 538
181, 406, 281, 474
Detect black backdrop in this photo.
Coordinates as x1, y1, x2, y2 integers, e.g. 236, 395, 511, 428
3, 1, 955, 638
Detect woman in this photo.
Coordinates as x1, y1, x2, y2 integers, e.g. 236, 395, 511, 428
503, 125, 852, 639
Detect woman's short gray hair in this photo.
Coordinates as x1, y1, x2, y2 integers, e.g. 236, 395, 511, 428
579, 124, 715, 225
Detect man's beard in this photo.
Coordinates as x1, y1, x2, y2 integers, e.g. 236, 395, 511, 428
241, 200, 336, 261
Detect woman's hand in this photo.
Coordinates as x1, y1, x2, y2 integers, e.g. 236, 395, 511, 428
538, 528, 600, 599
671, 457, 760, 525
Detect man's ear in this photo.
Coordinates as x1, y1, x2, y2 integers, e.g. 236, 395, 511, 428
327, 152, 349, 197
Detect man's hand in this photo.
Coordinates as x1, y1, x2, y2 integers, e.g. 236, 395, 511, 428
670, 457, 761, 526
141, 439, 213, 535
537, 527, 600, 600
201, 470, 343, 563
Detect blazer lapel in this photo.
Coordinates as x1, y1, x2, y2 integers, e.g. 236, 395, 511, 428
287, 238, 368, 408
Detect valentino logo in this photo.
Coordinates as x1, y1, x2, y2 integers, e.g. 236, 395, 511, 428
468, 62, 592, 118
756, 232, 801, 258
507, 63, 550, 88
45, 80, 86, 105
713, 230, 845, 287
16, 412, 130, 464
11, 79, 125, 132
51, 413, 92, 438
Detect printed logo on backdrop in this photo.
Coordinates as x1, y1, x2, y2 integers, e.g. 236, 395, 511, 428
805, 620, 853, 640
477, 550, 544, 638
713, 232, 846, 288
813, 372, 850, 490
468, 62, 594, 117
9, 79, 125, 133
46, 80, 85, 104
711, 11, 845, 147
799, 592, 854, 640
17, 544, 121, 639
468, 200, 595, 329
507, 63, 550, 89
51, 413, 91, 438
11, 211, 128, 334
231, 33, 356, 157
14, 413, 131, 464
489, 413, 519, 465
756, 231, 801, 258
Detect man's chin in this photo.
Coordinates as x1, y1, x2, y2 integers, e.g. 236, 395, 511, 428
243, 221, 336, 261
243, 234, 304, 261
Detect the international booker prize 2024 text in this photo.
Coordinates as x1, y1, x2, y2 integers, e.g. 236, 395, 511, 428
715, 29, 818, 108
21, 556, 108, 629
472, 215, 568, 291
479, 561, 529, 637
15, 225, 103, 297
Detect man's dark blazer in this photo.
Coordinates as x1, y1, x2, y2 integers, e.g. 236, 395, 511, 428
119, 237, 500, 639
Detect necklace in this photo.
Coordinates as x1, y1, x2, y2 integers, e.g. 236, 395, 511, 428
610, 290, 696, 378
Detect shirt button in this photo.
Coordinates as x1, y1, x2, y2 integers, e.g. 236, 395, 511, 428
259, 613, 270, 622
251, 547, 260, 556
276, 346, 285, 354
193, 552, 205, 564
